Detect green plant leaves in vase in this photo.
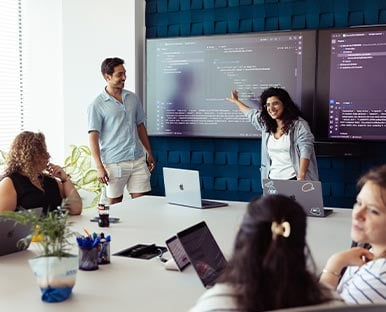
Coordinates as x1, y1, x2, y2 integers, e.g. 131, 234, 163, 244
1, 207, 79, 302
1, 208, 76, 258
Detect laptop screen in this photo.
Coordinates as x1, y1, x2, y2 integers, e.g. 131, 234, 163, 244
177, 221, 227, 288
165, 235, 190, 271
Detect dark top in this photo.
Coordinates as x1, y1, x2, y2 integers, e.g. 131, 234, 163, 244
7, 172, 62, 214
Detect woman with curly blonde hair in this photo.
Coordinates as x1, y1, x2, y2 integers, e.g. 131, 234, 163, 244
0, 131, 82, 215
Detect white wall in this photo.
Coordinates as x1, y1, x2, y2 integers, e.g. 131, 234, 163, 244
62, 0, 145, 159
22, 0, 63, 162
23, 0, 145, 163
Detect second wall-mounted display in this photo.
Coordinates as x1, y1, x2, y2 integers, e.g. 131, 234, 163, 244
316, 25, 386, 142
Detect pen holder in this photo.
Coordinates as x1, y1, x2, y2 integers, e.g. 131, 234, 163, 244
78, 246, 99, 271
98, 240, 110, 265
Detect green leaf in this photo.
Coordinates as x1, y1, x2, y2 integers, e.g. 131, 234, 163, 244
79, 145, 91, 155
82, 169, 97, 184
0, 209, 75, 258
64, 145, 103, 207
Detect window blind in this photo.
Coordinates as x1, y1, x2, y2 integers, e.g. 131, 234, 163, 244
0, 0, 23, 152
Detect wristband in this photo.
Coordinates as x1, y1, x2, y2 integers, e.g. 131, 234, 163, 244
61, 174, 71, 183
322, 268, 341, 278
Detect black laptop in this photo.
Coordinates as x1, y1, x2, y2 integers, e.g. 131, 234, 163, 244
176, 221, 227, 288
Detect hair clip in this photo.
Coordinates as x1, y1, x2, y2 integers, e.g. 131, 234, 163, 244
271, 221, 291, 239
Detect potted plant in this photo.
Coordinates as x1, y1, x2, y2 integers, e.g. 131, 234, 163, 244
63, 145, 104, 209
1, 207, 78, 303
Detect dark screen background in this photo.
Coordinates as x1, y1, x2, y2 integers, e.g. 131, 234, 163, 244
316, 26, 386, 141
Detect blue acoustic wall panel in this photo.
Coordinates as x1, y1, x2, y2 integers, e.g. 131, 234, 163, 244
145, 0, 386, 207
150, 137, 261, 202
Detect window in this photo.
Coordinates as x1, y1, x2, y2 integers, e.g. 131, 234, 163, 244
0, 0, 23, 152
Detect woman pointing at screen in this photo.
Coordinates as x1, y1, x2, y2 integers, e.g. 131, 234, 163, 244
226, 87, 318, 185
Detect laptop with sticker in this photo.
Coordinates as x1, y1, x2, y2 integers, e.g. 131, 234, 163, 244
163, 167, 228, 209
262, 179, 333, 217
176, 221, 227, 288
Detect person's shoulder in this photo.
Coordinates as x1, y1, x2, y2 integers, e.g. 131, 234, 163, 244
294, 116, 309, 124
364, 257, 386, 273
122, 89, 140, 100
0, 175, 13, 185
293, 117, 312, 131
4, 172, 20, 181
188, 283, 239, 312
204, 283, 236, 296
342, 258, 386, 281
0, 175, 17, 195
89, 91, 109, 106
122, 88, 134, 95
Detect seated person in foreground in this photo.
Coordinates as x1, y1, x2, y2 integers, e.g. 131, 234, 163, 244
189, 194, 343, 312
0, 131, 82, 215
320, 164, 386, 304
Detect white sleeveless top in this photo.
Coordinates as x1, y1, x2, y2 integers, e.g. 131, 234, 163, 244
267, 133, 296, 179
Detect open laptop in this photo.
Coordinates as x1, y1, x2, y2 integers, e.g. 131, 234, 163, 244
262, 179, 333, 217
176, 221, 227, 288
163, 167, 228, 209
165, 235, 191, 271
0, 208, 43, 256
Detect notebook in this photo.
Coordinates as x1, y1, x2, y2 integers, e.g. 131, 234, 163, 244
262, 179, 333, 217
176, 221, 227, 288
163, 167, 228, 209
0, 208, 43, 256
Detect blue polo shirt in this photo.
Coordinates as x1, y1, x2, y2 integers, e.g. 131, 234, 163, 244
87, 89, 146, 164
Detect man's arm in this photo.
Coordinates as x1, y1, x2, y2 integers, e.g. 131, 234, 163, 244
88, 131, 109, 184
137, 123, 155, 172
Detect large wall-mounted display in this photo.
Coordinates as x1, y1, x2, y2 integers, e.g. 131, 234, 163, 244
145, 30, 316, 138
316, 25, 386, 142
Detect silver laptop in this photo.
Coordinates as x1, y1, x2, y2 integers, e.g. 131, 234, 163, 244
163, 167, 228, 209
0, 208, 43, 256
262, 179, 333, 217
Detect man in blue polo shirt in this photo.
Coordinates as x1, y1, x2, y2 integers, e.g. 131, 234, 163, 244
87, 57, 155, 204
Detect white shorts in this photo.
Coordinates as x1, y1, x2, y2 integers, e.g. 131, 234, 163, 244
104, 157, 151, 198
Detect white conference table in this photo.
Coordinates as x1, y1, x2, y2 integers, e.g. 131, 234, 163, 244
0, 195, 352, 311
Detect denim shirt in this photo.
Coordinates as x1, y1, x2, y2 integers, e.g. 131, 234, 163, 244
245, 108, 319, 186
